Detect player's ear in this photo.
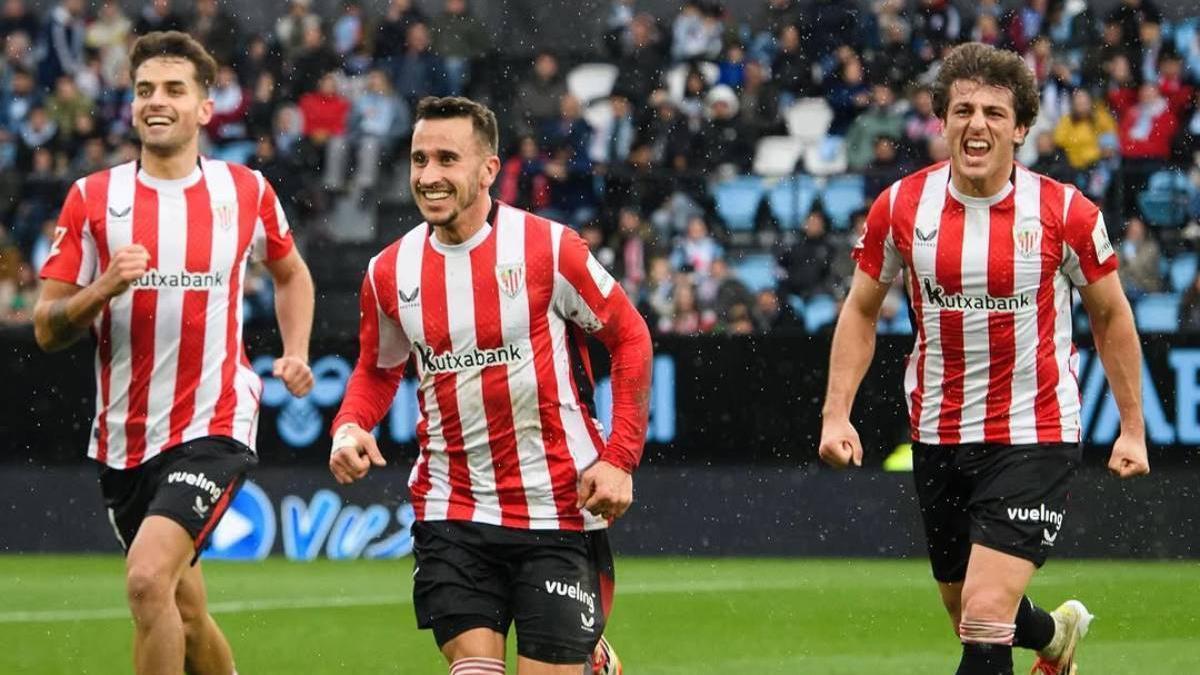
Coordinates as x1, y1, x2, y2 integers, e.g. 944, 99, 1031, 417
1013, 123, 1029, 146
197, 94, 214, 126
479, 154, 500, 190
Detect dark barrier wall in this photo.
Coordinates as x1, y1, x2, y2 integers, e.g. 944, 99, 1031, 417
3, 328, 1199, 468
3, 466, 1196, 558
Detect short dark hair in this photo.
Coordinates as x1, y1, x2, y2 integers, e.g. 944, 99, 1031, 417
129, 31, 218, 92
932, 42, 1039, 130
415, 96, 499, 155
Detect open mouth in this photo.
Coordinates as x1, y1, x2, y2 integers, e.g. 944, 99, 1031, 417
963, 139, 990, 159
419, 188, 452, 202
144, 115, 173, 128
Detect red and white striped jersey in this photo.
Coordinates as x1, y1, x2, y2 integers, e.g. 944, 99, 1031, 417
340, 203, 631, 531
854, 162, 1118, 446
40, 159, 294, 469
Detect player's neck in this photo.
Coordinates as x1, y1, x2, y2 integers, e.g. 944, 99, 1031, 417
949, 165, 1013, 201
139, 145, 201, 181
433, 193, 493, 246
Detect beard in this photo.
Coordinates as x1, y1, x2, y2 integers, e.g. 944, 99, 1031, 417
421, 181, 479, 229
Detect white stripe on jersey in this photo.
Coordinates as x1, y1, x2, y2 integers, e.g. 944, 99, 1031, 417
494, 207, 559, 527
958, 202, 991, 443
95, 162, 138, 465
1008, 168, 1042, 443
144, 184, 189, 459
911, 164, 950, 445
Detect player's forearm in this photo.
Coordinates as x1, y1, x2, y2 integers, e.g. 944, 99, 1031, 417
33, 285, 109, 352
272, 264, 314, 362
595, 298, 653, 473
1091, 305, 1144, 437
821, 305, 878, 421
332, 363, 404, 433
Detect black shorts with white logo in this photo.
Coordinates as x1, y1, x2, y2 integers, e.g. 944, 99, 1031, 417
912, 441, 1080, 582
99, 436, 257, 565
411, 520, 615, 665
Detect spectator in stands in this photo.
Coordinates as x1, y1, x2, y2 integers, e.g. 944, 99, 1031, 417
677, 65, 709, 131
298, 71, 350, 187
1029, 130, 1073, 184
245, 72, 281, 140
540, 96, 596, 227
85, 1, 131, 86
692, 85, 752, 177
611, 13, 665, 108
670, 215, 723, 280
1173, 89, 1200, 166
0, 66, 37, 133
498, 134, 550, 213
331, 2, 365, 59
1177, 269, 1200, 332
0, 259, 35, 323
1107, 0, 1162, 54
913, 0, 963, 62
724, 302, 756, 334
1054, 89, 1118, 198
699, 257, 754, 325
591, 92, 636, 168
601, 0, 635, 60
289, 23, 340, 99
737, 60, 783, 142
828, 209, 866, 299
96, 66, 131, 143
16, 105, 56, 170
236, 34, 282, 92
187, 0, 241, 69
826, 54, 871, 137
608, 207, 652, 296
862, 136, 909, 201
37, 0, 84, 91
846, 82, 904, 171
642, 255, 675, 331
0, 0, 37, 43
753, 288, 803, 332
69, 135, 107, 179
1117, 82, 1180, 212
429, 0, 489, 96
248, 135, 305, 223
1117, 216, 1163, 298
1044, 0, 1099, 57
44, 75, 91, 145
671, 1, 722, 63
808, 0, 859, 64
206, 65, 252, 163
374, 0, 426, 64
970, 12, 1006, 50
1136, 19, 1167, 84
864, 15, 920, 89
748, 0, 802, 64
133, 0, 185, 36
12, 146, 63, 254
3, 26, 34, 73
1082, 20, 1134, 91
772, 24, 816, 103
665, 277, 712, 335
903, 87, 942, 163
335, 69, 409, 191
275, 0, 321, 60
641, 91, 694, 172
1157, 51, 1195, 118
511, 51, 566, 139
781, 206, 836, 299
392, 22, 447, 108
717, 43, 746, 90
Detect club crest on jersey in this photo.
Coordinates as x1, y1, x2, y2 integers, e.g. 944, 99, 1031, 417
496, 262, 525, 299
214, 202, 236, 230
1014, 224, 1042, 258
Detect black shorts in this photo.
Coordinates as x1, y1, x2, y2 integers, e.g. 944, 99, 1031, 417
913, 441, 1080, 583
99, 436, 257, 565
412, 520, 615, 665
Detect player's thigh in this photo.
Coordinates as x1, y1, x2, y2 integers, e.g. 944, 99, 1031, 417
960, 543, 1037, 620
411, 521, 512, 654
912, 442, 973, 583
125, 515, 196, 600
511, 530, 607, 667
966, 443, 1080, 570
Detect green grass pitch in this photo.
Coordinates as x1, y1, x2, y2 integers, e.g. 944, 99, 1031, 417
2, 556, 1197, 673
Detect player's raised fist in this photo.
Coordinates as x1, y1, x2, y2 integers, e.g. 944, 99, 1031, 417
273, 355, 313, 397
329, 423, 386, 485
1108, 432, 1150, 479
818, 417, 863, 469
98, 244, 150, 298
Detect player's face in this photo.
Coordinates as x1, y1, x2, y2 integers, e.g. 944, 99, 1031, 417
410, 117, 499, 229
132, 57, 213, 157
942, 79, 1027, 196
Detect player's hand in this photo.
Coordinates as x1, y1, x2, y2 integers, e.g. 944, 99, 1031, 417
329, 423, 386, 485
1108, 431, 1149, 479
576, 460, 633, 520
97, 244, 150, 298
818, 416, 863, 469
273, 355, 313, 397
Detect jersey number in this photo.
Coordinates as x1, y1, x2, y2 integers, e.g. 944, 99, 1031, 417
47, 226, 68, 260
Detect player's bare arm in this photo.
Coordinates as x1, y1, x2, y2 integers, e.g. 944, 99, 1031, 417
33, 244, 150, 352
263, 248, 315, 397
1078, 272, 1150, 478
818, 268, 891, 469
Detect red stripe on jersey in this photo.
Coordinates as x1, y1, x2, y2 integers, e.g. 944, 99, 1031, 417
412, 389, 431, 520
469, 235, 529, 528
984, 196, 1016, 443
86, 170, 113, 464
934, 200, 966, 444
1034, 178, 1065, 441
168, 180, 214, 447
210, 167, 257, 437
525, 216, 583, 529
565, 325, 607, 456
890, 176, 926, 434
124, 180, 160, 467
374, 243, 401, 323
421, 240, 475, 521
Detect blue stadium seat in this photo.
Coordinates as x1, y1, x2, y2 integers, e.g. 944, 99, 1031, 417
804, 293, 839, 333
714, 176, 766, 232
1135, 293, 1181, 333
766, 175, 817, 229
1170, 253, 1198, 292
881, 311, 912, 335
1138, 170, 1193, 227
731, 254, 778, 292
787, 294, 804, 317
821, 175, 866, 231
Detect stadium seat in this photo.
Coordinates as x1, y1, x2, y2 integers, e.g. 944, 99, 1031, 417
731, 254, 778, 292
713, 176, 766, 232
1137, 170, 1193, 227
787, 294, 804, 317
752, 136, 805, 177
1134, 293, 1181, 333
804, 293, 839, 333
820, 174, 866, 230
1170, 253, 1199, 292
881, 311, 912, 335
766, 174, 818, 228
782, 98, 834, 147
566, 62, 619, 105
583, 99, 614, 140
802, 137, 848, 177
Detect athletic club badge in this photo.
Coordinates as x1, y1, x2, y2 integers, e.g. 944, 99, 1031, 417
496, 263, 525, 298
1014, 224, 1041, 258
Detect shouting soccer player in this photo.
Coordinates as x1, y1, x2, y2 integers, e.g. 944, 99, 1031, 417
33, 32, 314, 675
819, 43, 1149, 675
329, 96, 650, 675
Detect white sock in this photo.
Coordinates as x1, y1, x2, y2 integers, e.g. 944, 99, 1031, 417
449, 656, 505, 675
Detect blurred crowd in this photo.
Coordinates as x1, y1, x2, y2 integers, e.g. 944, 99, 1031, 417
2, 0, 1200, 335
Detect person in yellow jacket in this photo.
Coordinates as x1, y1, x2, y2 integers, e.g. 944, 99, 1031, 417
1053, 89, 1119, 198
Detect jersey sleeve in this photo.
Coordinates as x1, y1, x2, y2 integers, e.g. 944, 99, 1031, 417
251, 174, 295, 263
553, 227, 624, 332
851, 183, 903, 284
39, 182, 97, 286
331, 261, 410, 432
1060, 190, 1118, 286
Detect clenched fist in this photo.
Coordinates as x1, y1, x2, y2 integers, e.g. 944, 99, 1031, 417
273, 356, 313, 397
98, 244, 150, 298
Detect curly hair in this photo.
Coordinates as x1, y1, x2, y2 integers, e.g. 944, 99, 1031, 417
932, 42, 1039, 130
415, 96, 500, 155
129, 31, 218, 92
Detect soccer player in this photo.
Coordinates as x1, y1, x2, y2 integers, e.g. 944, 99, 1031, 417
33, 32, 314, 675
818, 43, 1149, 675
329, 96, 651, 675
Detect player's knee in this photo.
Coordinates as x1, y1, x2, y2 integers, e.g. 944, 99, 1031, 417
958, 593, 1017, 645
960, 588, 1017, 623
125, 564, 175, 612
